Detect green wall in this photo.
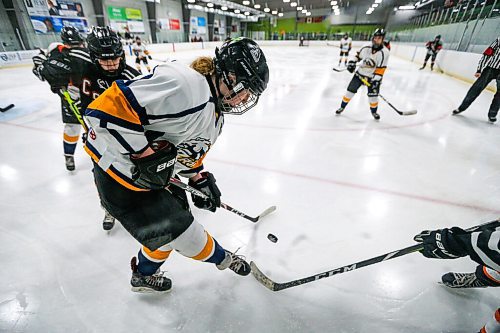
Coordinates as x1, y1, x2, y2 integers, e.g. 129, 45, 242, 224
247, 17, 378, 37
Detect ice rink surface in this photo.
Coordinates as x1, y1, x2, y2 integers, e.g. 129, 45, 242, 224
1, 44, 500, 333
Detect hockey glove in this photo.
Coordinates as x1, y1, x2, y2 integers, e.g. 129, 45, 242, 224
148, 55, 152, 60
414, 227, 468, 259
347, 60, 357, 73
131, 140, 177, 190
32, 54, 47, 81
188, 172, 221, 212
41, 58, 73, 92
367, 79, 381, 97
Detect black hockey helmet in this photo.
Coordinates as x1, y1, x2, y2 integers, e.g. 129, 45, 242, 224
372, 28, 386, 38
214, 37, 269, 115
86, 26, 125, 77
435, 34, 441, 39
61, 26, 84, 46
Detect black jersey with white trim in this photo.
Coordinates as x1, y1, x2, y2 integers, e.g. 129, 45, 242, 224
457, 226, 500, 271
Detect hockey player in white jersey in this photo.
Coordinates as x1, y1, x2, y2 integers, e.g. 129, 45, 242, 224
339, 33, 352, 66
83, 37, 269, 293
132, 37, 152, 74
335, 28, 390, 120
414, 222, 500, 332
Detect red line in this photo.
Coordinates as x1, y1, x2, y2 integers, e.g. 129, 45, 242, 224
226, 113, 448, 132
210, 158, 500, 214
0, 122, 59, 134
3, 117, 498, 214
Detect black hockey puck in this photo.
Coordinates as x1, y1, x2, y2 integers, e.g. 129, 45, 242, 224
267, 233, 278, 243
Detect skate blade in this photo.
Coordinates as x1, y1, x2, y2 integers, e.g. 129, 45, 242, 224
131, 286, 172, 294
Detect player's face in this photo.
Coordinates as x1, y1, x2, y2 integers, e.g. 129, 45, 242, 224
372, 36, 383, 45
219, 74, 251, 107
98, 58, 121, 71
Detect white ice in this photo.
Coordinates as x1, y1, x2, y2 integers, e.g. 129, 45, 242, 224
1, 45, 500, 333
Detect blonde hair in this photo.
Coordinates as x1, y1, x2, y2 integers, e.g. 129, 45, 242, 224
190, 56, 215, 76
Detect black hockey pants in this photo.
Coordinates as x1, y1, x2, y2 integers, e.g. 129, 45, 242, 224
458, 67, 500, 117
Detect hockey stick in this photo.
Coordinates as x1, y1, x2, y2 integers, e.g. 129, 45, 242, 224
332, 67, 347, 72
251, 219, 500, 291
58, 89, 88, 132
358, 75, 417, 116
168, 177, 277, 223
379, 94, 417, 116
0, 104, 15, 112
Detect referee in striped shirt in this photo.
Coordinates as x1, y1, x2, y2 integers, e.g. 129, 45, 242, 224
453, 37, 500, 122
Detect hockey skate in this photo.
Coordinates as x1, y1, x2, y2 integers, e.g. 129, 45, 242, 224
441, 272, 488, 288
130, 257, 172, 293
216, 250, 251, 276
102, 211, 115, 231
335, 107, 345, 115
488, 113, 497, 123
419, 64, 426, 70
64, 155, 75, 171
371, 112, 380, 120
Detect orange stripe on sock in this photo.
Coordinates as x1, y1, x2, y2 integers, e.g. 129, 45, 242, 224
63, 133, 79, 143
483, 266, 500, 283
370, 102, 379, 107
191, 232, 214, 261
142, 246, 172, 261
495, 309, 500, 322
342, 96, 351, 103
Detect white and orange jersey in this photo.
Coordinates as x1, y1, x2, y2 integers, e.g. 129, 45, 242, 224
353, 43, 390, 81
132, 43, 149, 58
83, 62, 223, 191
340, 37, 352, 52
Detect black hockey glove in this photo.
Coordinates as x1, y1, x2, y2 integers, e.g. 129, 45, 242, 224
148, 55, 152, 60
367, 79, 381, 96
41, 58, 72, 92
414, 227, 468, 259
347, 60, 357, 73
131, 140, 177, 190
32, 54, 47, 81
188, 172, 221, 212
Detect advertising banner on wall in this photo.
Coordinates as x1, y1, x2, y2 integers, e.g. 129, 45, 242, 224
190, 16, 206, 35
107, 6, 145, 34
157, 18, 181, 31
25, 0, 88, 34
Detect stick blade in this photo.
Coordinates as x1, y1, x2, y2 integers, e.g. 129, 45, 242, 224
258, 205, 277, 219
250, 261, 279, 291
401, 109, 418, 116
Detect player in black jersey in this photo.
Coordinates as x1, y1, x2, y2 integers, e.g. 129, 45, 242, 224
34, 26, 140, 231
32, 26, 87, 171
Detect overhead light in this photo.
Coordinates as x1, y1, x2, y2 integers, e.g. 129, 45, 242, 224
375, 0, 382, 3
243, 0, 250, 4
221, 5, 228, 10
306, 12, 311, 16
290, 2, 297, 7
272, 10, 278, 14
264, 7, 270, 12
234, 9, 240, 13
283, 0, 290, 2
278, 12, 283, 16
187, 0, 195, 3
244, 11, 250, 15
372, 3, 379, 7
366, 10, 372, 14
254, 4, 261, 8
331, 0, 337, 4
297, 6, 303, 10
332, 5, 338, 9
398, 5, 415, 9
301, 9, 306, 13
207, 2, 213, 7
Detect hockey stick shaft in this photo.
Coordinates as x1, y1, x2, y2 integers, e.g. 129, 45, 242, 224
252, 219, 500, 291
168, 177, 275, 223
59, 89, 88, 132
